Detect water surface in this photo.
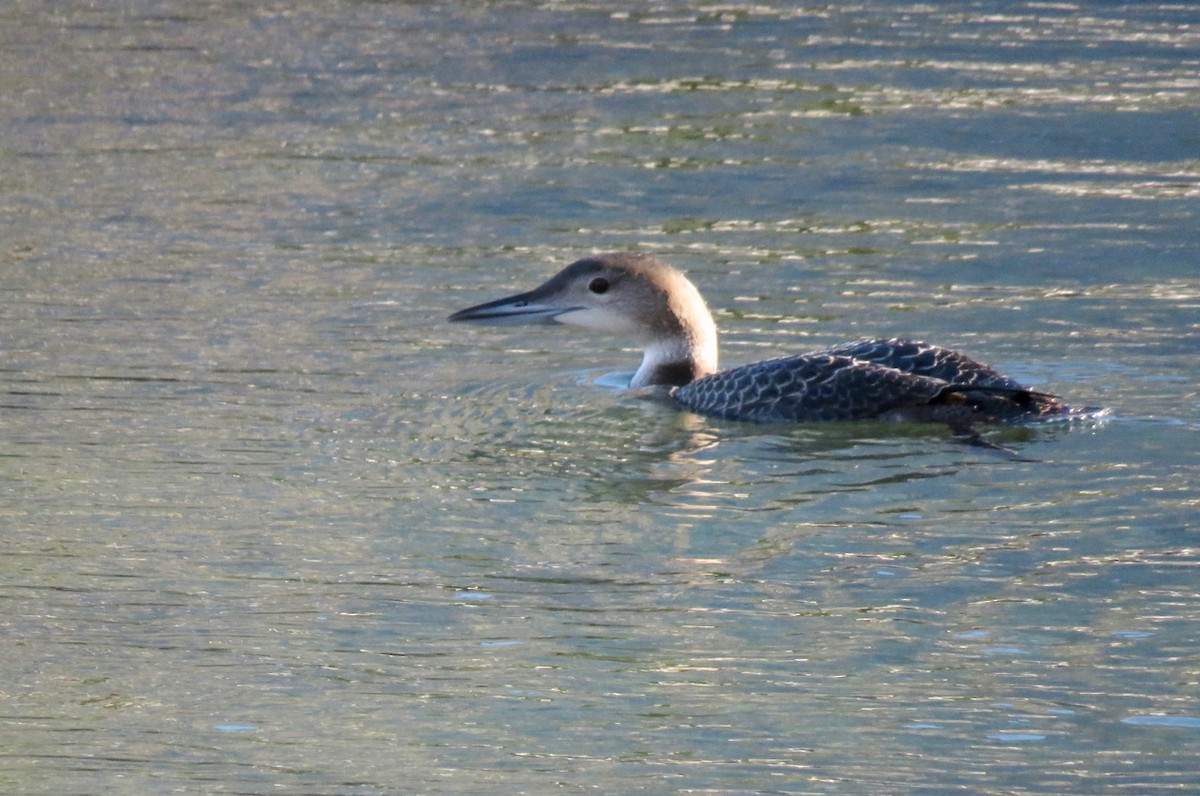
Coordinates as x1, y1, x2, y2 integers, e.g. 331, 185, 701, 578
2, 2, 1198, 793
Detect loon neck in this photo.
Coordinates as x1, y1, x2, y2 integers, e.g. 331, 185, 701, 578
629, 294, 719, 388
631, 331, 718, 389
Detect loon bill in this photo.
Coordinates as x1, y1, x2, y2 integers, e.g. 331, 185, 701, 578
448, 253, 1072, 425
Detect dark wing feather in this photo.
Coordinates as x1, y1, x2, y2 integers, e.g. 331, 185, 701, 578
671, 340, 1071, 424
672, 353, 949, 423
823, 338, 1025, 390
822, 338, 1070, 418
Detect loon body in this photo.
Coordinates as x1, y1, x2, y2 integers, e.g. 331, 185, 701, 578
448, 253, 1070, 425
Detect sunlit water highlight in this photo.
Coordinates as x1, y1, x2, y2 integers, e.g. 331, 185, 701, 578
2, 2, 1198, 794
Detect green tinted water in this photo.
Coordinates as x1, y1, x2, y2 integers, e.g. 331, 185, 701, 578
2, 2, 1198, 793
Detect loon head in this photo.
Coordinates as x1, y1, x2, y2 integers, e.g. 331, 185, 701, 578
448, 252, 719, 388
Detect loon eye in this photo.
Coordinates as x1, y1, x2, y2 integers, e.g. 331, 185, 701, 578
588, 277, 610, 295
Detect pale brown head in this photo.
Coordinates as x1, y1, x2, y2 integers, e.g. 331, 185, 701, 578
449, 253, 719, 388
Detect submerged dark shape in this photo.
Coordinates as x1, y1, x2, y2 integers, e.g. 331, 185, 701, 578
449, 253, 1072, 427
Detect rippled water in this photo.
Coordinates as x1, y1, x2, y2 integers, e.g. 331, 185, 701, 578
3, 2, 1199, 793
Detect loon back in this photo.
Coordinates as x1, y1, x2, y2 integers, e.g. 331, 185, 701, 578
673, 342, 1068, 424
448, 253, 1071, 425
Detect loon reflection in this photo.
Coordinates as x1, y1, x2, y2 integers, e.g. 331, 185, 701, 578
448, 253, 1071, 426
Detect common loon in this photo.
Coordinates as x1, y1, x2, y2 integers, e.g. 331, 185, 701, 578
448, 252, 1071, 425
